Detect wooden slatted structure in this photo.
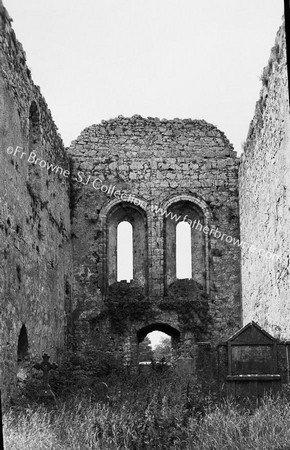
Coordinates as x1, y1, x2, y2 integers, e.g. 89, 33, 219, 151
225, 322, 281, 398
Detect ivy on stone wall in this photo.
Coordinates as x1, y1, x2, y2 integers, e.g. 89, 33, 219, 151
101, 280, 212, 338
160, 280, 212, 340
101, 282, 156, 335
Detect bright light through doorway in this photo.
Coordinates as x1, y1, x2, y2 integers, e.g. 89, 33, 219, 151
148, 331, 168, 348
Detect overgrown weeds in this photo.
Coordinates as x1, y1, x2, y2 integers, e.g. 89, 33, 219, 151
4, 372, 290, 449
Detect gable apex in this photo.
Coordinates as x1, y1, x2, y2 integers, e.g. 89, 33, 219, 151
227, 321, 277, 344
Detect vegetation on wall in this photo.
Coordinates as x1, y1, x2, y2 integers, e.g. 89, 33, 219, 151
99, 280, 211, 339
161, 280, 212, 340
101, 282, 156, 335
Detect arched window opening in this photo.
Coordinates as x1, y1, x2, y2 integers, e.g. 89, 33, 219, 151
176, 221, 192, 279
17, 325, 29, 362
165, 199, 206, 289
117, 221, 133, 282
107, 204, 147, 287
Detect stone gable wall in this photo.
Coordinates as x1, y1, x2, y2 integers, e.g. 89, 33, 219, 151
69, 116, 241, 366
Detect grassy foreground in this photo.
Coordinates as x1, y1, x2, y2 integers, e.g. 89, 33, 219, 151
4, 372, 290, 450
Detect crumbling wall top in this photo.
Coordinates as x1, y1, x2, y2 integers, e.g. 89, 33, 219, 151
71, 115, 235, 155
242, 21, 287, 160
0, 0, 65, 157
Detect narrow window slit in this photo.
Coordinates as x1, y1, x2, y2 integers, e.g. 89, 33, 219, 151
176, 221, 192, 279
117, 221, 133, 282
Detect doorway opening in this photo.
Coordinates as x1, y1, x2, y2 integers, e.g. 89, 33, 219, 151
137, 323, 180, 367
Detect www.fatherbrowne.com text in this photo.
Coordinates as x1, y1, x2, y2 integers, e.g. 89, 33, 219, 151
5, 146, 281, 261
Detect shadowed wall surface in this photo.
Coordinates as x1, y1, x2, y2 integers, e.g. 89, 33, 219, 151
240, 22, 290, 339
0, 2, 72, 400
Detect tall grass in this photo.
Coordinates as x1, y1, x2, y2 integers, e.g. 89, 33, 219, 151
4, 373, 290, 449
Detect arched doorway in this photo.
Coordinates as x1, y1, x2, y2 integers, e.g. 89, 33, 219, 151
137, 323, 181, 367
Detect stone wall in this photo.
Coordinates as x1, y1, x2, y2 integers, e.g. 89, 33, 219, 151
0, 3, 72, 400
0, 0, 246, 392
69, 115, 242, 368
239, 22, 290, 339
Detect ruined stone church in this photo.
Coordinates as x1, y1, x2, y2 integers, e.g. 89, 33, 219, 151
0, 1, 289, 399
